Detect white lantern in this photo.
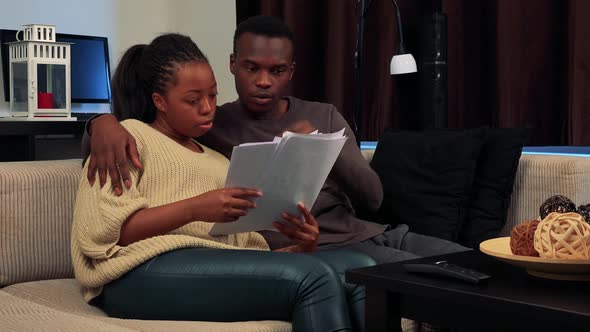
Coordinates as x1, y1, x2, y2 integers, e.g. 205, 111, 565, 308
6, 24, 75, 121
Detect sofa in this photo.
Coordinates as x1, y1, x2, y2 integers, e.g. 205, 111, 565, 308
1, 151, 590, 331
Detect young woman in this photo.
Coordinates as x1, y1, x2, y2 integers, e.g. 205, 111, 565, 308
71, 33, 373, 332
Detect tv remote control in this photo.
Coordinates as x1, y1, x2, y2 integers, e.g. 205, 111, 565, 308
403, 260, 491, 284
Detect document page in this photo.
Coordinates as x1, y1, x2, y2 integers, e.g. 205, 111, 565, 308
210, 129, 347, 235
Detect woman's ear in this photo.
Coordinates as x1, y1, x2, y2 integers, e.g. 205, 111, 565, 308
152, 93, 167, 112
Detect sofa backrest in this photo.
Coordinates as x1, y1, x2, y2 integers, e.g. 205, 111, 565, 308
1, 152, 589, 287
0, 159, 82, 287
362, 149, 590, 238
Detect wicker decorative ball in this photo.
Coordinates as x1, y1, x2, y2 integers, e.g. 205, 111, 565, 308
533, 212, 590, 260
510, 220, 540, 256
578, 204, 590, 224
539, 195, 577, 220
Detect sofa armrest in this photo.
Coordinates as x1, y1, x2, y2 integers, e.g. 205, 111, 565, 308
501, 154, 590, 236
0, 159, 82, 287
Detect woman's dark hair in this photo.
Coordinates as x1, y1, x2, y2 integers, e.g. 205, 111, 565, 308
111, 33, 208, 123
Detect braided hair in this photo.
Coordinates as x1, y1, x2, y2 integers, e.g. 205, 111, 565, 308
111, 33, 208, 123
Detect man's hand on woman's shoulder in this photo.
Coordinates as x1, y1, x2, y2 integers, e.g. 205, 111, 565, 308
87, 114, 142, 196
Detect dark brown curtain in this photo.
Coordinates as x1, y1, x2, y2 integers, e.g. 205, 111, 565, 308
236, 0, 590, 145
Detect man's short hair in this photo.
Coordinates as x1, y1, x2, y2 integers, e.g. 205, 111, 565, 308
233, 15, 295, 56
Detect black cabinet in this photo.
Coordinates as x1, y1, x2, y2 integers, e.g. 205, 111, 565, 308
0, 119, 87, 161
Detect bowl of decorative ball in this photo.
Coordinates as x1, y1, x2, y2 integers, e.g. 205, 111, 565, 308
480, 196, 590, 281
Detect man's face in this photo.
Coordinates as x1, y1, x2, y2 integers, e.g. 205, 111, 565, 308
230, 33, 294, 114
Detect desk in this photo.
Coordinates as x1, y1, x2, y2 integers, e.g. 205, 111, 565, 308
346, 250, 590, 332
0, 118, 87, 161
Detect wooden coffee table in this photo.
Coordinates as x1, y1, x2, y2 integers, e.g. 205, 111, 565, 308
346, 250, 590, 332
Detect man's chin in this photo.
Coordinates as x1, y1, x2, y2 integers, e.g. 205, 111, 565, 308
246, 102, 273, 113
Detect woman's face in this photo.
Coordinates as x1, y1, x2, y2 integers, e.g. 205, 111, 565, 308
153, 62, 218, 138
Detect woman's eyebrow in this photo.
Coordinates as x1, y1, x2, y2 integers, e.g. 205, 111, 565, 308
185, 83, 217, 94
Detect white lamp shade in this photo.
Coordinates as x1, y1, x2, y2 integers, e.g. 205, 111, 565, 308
390, 53, 417, 75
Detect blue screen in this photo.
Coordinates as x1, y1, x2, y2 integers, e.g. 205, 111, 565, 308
58, 36, 111, 102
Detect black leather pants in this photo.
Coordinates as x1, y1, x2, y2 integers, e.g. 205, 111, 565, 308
98, 248, 375, 332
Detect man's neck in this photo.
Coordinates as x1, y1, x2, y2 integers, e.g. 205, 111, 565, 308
242, 98, 290, 120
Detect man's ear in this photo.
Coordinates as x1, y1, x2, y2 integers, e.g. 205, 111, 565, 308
289, 61, 296, 81
152, 93, 167, 113
229, 54, 236, 75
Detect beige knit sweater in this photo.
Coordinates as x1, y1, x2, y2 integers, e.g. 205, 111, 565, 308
71, 119, 269, 301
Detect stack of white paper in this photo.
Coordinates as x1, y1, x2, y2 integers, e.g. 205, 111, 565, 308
209, 129, 347, 235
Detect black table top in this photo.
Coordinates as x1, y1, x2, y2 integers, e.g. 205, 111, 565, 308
346, 250, 590, 324
0, 117, 87, 135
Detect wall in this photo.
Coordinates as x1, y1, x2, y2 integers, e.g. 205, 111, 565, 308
175, 0, 237, 105
0, 0, 237, 117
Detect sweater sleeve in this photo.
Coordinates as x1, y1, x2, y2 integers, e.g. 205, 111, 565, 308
73, 123, 148, 260
328, 107, 383, 212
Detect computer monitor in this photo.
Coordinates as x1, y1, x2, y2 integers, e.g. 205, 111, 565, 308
0, 29, 112, 104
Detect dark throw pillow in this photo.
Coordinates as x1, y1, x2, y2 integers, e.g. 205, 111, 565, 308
370, 129, 484, 241
458, 128, 529, 249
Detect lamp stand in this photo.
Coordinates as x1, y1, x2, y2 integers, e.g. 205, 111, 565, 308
418, 11, 448, 129
353, 0, 369, 144
353, 0, 416, 142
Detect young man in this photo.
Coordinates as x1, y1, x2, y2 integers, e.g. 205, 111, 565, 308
84, 15, 468, 263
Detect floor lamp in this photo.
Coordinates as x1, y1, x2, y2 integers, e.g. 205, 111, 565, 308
353, 0, 417, 143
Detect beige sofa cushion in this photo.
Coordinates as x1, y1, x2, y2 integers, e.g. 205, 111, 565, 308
0, 160, 82, 287
0, 291, 137, 332
1, 279, 291, 332
501, 154, 590, 236
1, 279, 416, 332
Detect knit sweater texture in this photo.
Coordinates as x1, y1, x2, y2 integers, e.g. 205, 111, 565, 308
71, 119, 269, 301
